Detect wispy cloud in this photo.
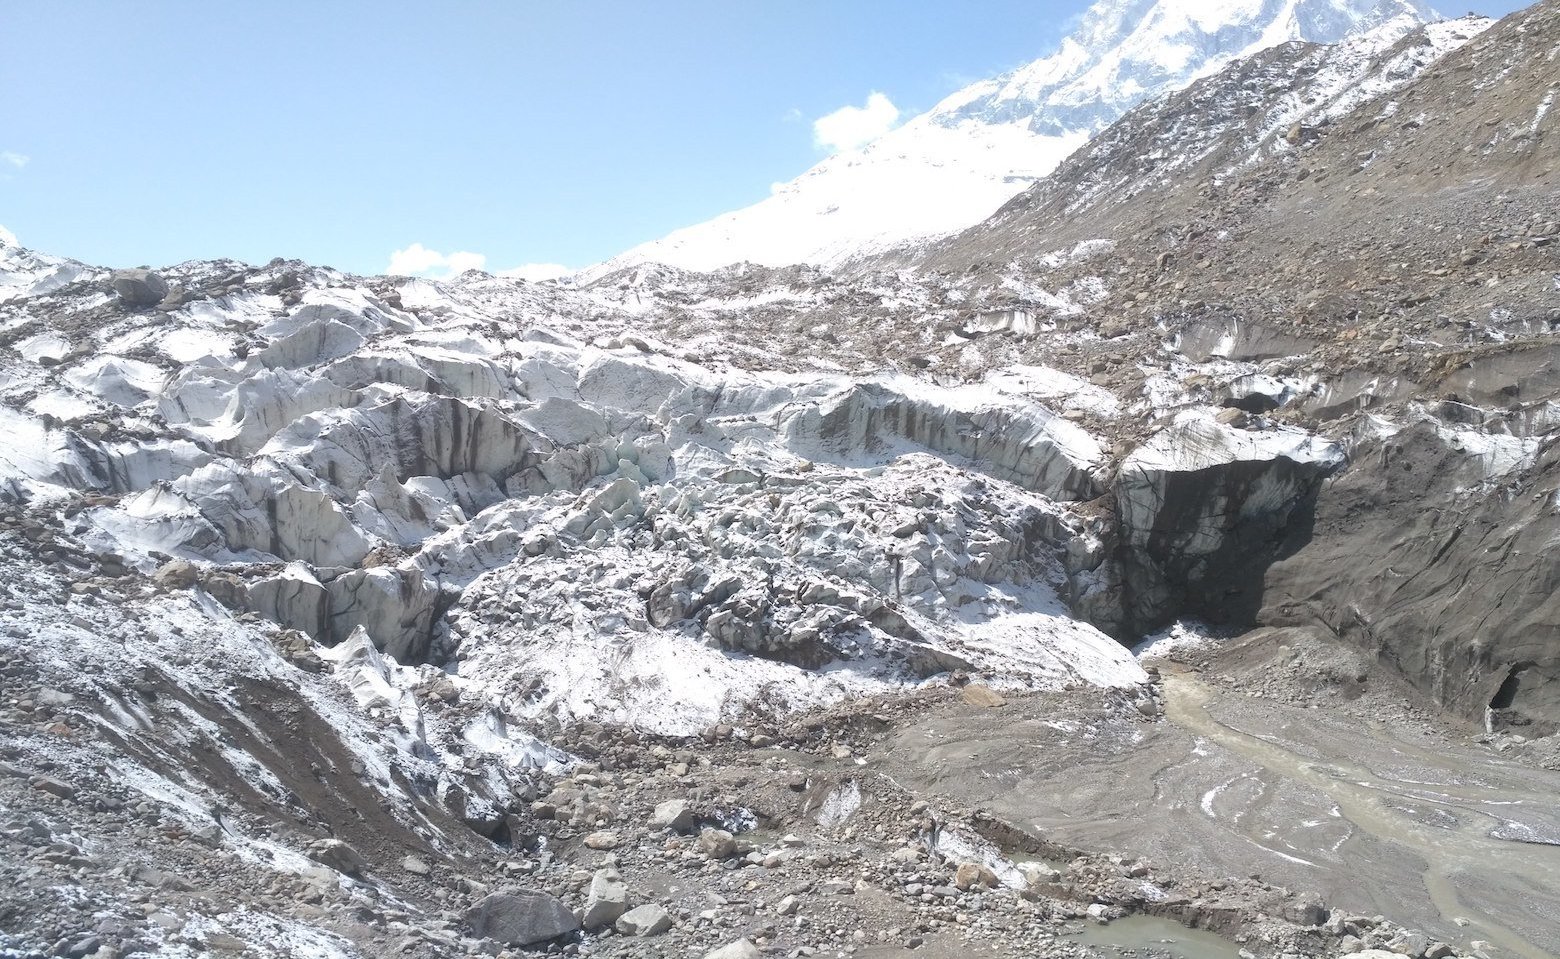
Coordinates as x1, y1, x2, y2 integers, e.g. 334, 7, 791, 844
387, 243, 486, 279
0, 151, 28, 170
813, 92, 900, 153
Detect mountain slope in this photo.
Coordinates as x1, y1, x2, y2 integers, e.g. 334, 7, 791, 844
913, 12, 1493, 268
587, 0, 1439, 277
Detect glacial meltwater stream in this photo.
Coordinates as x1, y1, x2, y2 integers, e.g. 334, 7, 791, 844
1162, 669, 1560, 959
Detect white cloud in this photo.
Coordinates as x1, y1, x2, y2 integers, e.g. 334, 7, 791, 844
812, 92, 900, 153
498, 262, 572, 283
387, 242, 487, 278
1, 151, 28, 170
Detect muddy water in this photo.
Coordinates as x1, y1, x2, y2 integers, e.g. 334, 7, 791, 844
1067, 915, 1243, 959
1163, 670, 1560, 959
878, 675, 1560, 959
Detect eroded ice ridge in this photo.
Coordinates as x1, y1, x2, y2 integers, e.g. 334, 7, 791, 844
1, 263, 1201, 734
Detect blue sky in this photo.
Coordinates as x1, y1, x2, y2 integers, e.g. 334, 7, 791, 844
0, 1, 1529, 276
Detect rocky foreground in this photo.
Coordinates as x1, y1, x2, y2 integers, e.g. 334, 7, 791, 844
1, 504, 1512, 959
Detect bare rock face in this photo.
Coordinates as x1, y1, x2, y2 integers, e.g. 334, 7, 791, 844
1261, 420, 1560, 731
464, 889, 580, 946
109, 269, 168, 308
697, 828, 738, 860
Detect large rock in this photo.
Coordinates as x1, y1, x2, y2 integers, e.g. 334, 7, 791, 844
954, 862, 999, 890
615, 903, 672, 936
151, 559, 199, 590
650, 798, 698, 833
697, 828, 738, 859
110, 269, 169, 307
581, 865, 628, 930
1282, 890, 1327, 926
305, 838, 365, 875
464, 889, 580, 946
704, 940, 761, 959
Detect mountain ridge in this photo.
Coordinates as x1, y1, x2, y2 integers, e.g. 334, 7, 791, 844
584, 0, 1442, 278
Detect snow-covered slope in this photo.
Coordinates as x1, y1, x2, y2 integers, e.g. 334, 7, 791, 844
915, 12, 1491, 270
0, 226, 94, 304
588, 0, 1438, 276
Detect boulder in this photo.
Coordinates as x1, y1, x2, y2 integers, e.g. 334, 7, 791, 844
582, 830, 620, 850
1283, 890, 1327, 926
650, 798, 697, 833
152, 559, 199, 590
306, 838, 365, 875
31, 777, 74, 800
615, 903, 673, 936
697, 827, 738, 859
954, 862, 999, 890
581, 866, 628, 930
401, 855, 431, 876
1388, 931, 1431, 957
110, 269, 169, 308
465, 889, 580, 946
35, 688, 76, 708
1016, 862, 1061, 887
704, 940, 761, 959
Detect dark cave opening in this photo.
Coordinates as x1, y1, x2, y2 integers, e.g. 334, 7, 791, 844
1490, 668, 1524, 711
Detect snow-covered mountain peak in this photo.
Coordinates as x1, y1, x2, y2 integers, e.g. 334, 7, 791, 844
586, 0, 1439, 278
934, 0, 1437, 133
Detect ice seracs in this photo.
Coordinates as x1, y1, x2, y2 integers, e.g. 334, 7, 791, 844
0, 249, 1170, 734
